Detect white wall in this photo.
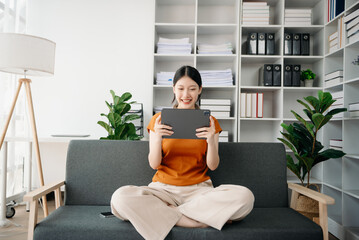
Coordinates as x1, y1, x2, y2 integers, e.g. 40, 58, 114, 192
27, 0, 155, 139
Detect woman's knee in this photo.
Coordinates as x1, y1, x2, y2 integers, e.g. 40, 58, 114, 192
110, 185, 140, 219
219, 185, 255, 206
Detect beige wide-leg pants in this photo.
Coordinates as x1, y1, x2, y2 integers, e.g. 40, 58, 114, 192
111, 180, 255, 240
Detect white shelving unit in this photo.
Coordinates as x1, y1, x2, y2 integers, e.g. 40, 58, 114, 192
153, 0, 240, 142
322, 0, 359, 239
153, 1, 359, 238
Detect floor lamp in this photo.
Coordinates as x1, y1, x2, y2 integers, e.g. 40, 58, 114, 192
0, 33, 56, 224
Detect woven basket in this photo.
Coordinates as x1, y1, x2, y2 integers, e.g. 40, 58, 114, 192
295, 194, 319, 221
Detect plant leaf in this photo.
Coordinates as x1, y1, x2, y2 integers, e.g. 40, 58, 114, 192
278, 137, 297, 153
297, 99, 313, 114
304, 96, 320, 112
105, 101, 113, 112
312, 113, 332, 131
120, 92, 132, 102
124, 114, 140, 122
326, 107, 347, 116
286, 154, 303, 182
97, 121, 114, 135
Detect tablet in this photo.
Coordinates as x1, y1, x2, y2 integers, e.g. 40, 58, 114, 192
161, 108, 210, 139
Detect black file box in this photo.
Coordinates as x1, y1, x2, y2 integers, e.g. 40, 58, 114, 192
301, 33, 310, 55
258, 33, 266, 55
247, 33, 257, 55
293, 33, 301, 55
292, 65, 301, 86
266, 33, 275, 55
273, 64, 281, 86
264, 64, 273, 86
284, 33, 292, 55
284, 65, 292, 86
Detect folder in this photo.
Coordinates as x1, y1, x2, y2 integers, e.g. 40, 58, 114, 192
264, 64, 273, 86
247, 33, 257, 55
257, 93, 263, 118
273, 64, 281, 86
284, 33, 292, 55
284, 64, 292, 86
292, 65, 301, 86
251, 93, 257, 118
246, 93, 252, 118
266, 33, 275, 55
258, 33, 266, 55
240, 93, 246, 118
301, 33, 310, 55
293, 33, 301, 55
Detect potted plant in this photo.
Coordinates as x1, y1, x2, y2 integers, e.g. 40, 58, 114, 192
301, 69, 316, 87
277, 90, 346, 220
98, 90, 142, 140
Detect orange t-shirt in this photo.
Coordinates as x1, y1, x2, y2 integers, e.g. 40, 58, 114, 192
147, 112, 222, 186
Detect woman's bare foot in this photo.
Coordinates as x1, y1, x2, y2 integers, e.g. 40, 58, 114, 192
168, 205, 208, 228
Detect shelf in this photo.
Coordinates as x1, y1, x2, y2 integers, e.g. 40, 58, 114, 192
241, 55, 281, 64
241, 86, 281, 91
240, 117, 281, 121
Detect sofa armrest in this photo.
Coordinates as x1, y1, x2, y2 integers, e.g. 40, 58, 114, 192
288, 182, 335, 240
24, 180, 65, 240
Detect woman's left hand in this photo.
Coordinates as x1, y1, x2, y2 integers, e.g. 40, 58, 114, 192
196, 116, 216, 144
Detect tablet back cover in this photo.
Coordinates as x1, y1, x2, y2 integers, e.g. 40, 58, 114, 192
161, 109, 210, 139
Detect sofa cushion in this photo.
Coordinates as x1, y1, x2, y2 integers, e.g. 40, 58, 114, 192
34, 206, 322, 240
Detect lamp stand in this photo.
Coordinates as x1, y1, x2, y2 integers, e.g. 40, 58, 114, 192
0, 78, 48, 218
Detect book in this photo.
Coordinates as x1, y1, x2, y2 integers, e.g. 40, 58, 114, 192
257, 93, 263, 118
346, 16, 359, 30
348, 31, 359, 44
349, 110, 359, 117
200, 99, 231, 105
220, 131, 229, 137
211, 111, 230, 118
251, 93, 257, 118
325, 70, 343, 81
331, 90, 344, 99
246, 93, 252, 118
219, 137, 229, 142
330, 139, 343, 148
347, 22, 359, 37
329, 38, 338, 47
325, 77, 343, 87
329, 31, 338, 41
344, 8, 359, 23
329, 44, 338, 53
285, 9, 312, 14
200, 105, 230, 112
240, 93, 246, 118
349, 102, 359, 111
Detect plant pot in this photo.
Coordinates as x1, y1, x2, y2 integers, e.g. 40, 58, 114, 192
295, 194, 319, 221
304, 79, 314, 87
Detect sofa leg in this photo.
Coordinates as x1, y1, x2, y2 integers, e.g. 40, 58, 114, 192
28, 200, 38, 240
319, 202, 329, 240
54, 189, 62, 209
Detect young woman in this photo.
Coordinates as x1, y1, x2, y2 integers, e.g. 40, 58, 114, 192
111, 66, 254, 240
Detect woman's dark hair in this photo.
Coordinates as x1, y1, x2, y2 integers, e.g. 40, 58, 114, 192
172, 66, 202, 108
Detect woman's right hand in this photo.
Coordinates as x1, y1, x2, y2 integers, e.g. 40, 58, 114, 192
152, 115, 173, 141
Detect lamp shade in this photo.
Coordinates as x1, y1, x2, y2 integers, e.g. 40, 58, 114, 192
0, 33, 55, 76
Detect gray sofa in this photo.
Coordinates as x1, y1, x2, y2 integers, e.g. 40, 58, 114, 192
24, 140, 333, 240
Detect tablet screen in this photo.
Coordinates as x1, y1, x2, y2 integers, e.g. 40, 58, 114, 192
161, 108, 210, 139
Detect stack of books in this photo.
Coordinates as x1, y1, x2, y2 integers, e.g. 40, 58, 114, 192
200, 99, 231, 118
348, 102, 359, 118
157, 37, 192, 54
329, 139, 343, 151
219, 131, 229, 142
328, 15, 345, 54
242, 2, 270, 25
156, 72, 175, 85
240, 92, 264, 118
199, 69, 234, 86
344, 8, 359, 44
324, 70, 343, 88
285, 9, 312, 26
197, 42, 233, 54
330, 91, 344, 118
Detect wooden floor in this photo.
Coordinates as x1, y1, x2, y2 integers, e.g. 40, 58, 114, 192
1, 199, 340, 240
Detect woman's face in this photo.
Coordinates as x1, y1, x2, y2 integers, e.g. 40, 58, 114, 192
173, 76, 202, 109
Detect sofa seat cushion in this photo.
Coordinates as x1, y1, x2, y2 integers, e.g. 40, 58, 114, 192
34, 206, 322, 240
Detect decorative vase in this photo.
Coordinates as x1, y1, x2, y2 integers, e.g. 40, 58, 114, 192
295, 194, 319, 222
305, 79, 314, 87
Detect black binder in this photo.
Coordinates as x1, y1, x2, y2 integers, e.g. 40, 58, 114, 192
258, 33, 266, 55
292, 65, 301, 86
273, 64, 281, 86
284, 33, 292, 55
266, 33, 275, 55
284, 65, 292, 86
293, 33, 301, 55
247, 33, 257, 55
264, 64, 273, 86
301, 33, 310, 55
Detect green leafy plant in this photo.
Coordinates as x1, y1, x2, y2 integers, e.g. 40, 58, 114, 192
301, 69, 316, 81
98, 90, 142, 140
278, 90, 346, 188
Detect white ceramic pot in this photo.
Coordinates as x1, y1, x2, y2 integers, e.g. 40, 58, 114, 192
305, 79, 314, 87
